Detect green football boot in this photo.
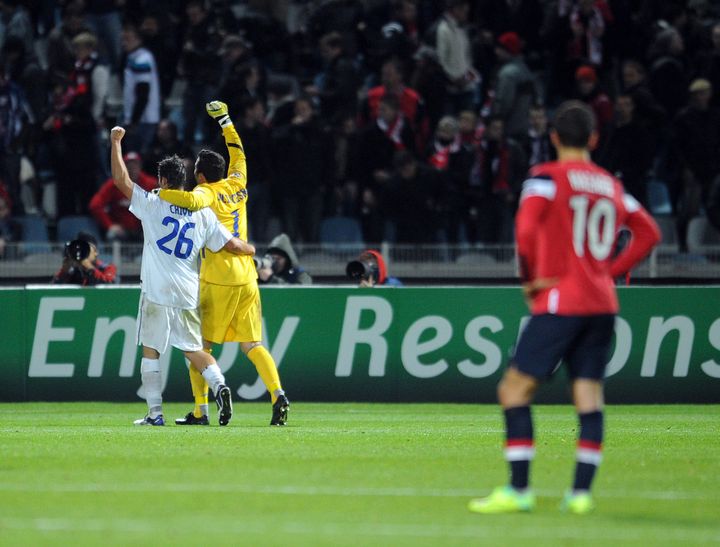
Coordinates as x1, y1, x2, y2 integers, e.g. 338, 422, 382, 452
468, 486, 536, 514
560, 490, 595, 515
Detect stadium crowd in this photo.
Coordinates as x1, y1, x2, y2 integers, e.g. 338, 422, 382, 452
1, 0, 720, 256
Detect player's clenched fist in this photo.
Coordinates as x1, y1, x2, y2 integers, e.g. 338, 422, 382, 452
110, 126, 125, 142
206, 101, 232, 127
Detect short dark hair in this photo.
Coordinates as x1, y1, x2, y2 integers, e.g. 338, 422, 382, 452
552, 100, 596, 148
196, 149, 225, 182
158, 155, 187, 189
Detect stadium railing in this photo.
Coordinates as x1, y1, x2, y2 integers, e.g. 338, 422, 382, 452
0, 242, 719, 283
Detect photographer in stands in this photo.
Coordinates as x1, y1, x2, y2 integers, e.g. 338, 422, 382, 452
256, 233, 312, 285
51, 232, 116, 285
346, 249, 402, 287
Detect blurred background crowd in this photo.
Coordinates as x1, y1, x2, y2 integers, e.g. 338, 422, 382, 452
2, 0, 720, 260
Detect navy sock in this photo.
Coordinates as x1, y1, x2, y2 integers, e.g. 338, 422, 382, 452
573, 410, 604, 492
504, 406, 534, 490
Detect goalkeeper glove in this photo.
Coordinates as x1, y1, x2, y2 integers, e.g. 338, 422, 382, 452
206, 101, 232, 127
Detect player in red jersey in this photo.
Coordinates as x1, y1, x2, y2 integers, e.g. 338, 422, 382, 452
469, 101, 661, 515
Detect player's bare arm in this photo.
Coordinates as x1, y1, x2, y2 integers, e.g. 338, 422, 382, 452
109, 127, 134, 200
223, 237, 255, 256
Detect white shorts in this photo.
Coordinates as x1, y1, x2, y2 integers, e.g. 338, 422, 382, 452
136, 294, 203, 354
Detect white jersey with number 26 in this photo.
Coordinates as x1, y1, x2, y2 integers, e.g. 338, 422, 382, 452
130, 185, 231, 309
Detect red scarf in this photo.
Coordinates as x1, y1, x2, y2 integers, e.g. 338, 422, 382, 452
377, 115, 406, 150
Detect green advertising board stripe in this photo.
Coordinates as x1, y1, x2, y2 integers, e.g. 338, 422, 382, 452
1, 286, 718, 403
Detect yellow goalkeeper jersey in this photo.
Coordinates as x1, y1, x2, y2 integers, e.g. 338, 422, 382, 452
158, 124, 256, 286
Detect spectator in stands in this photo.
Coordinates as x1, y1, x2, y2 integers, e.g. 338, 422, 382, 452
359, 56, 428, 149
526, 104, 555, 167
51, 233, 116, 285
89, 151, 157, 241
178, 0, 222, 145
306, 31, 361, 123
71, 32, 110, 183
491, 31, 535, 144
217, 36, 261, 116
566, 0, 608, 69
83, 0, 123, 73
236, 97, 273, 243
265, 77, 296, 129
142, 119, 192, 176
0, 0, 35, 63
120, 21, 161, 155
1, 36, 45, 125
672, 78, 720, 251
384, 150, 440, 243
257, 233, 312, 285
574, 65, 613, 151
377, 0, 421, 66
695, 22, 720, 108
435, 0, 478, 114
599, 93, 654, 205
271, 96, 333, 243
467, 116, 526, 244
0, 184, 19, 258
358, 94, 417, 190
0, 49, 33, 215
139, 11, 180, 98
648, 28, 688, 121
46, 2, 89, 85
411, 44, 447, 131
620, 59, 666, 133
346, 249, 403, 287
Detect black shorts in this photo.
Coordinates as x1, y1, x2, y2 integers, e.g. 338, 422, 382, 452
512, 314, 616, 381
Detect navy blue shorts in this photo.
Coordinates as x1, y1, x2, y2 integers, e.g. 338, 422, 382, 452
512, 314, 616, 381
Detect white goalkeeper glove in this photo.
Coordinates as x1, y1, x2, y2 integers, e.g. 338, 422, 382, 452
206, 101, 232, 127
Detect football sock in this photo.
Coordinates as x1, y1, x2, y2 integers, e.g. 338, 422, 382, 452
141, 357, 162, 418
187, 359, 209, 418
246, 345, 282, 403
201, 363, 226, 397
573, 411, 604, 492
504, 406, 534, 491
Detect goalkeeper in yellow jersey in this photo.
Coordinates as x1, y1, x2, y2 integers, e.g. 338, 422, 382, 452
158, 100, 289, 426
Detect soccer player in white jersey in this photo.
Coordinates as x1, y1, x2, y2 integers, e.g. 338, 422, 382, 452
110, 126, 255, 426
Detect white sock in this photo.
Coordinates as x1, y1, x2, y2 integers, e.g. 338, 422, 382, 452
273, 388, 285, 399
201, 364, 226, 397
141, 357, 162, 418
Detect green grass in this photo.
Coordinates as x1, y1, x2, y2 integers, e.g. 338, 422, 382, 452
0, 403, 718, 546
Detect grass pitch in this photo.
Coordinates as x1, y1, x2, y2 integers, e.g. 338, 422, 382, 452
0, 403, 718, 546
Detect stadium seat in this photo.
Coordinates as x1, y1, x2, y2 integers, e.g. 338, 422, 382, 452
653, 215, 677, 246
15, 214, 51, 255
646, 180, 673, 215
56, 215, 101, 244
319, 216, 365, 253
687, 216, 720, 252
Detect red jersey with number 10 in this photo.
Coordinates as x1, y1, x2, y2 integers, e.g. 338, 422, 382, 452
515, 159, 661, 315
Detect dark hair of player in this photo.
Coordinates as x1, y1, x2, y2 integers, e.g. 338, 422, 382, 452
552, 100, 596, 148
195, 149, 226, 183
158, 155, 187, 190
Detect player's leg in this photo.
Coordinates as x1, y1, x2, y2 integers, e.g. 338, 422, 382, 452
469, 315, 578, 514
134, 296, 168, 426
241, 341, 289, 426
175, 305, 233, 426
562, 314, 615, 514
233, 282, 289, 425
175, 362, 210, 425
184, 349, 233, 426
176, 282, 230, 425
134, 345, 165, 426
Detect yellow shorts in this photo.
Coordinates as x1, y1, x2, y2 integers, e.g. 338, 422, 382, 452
200, 281, 263, 343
